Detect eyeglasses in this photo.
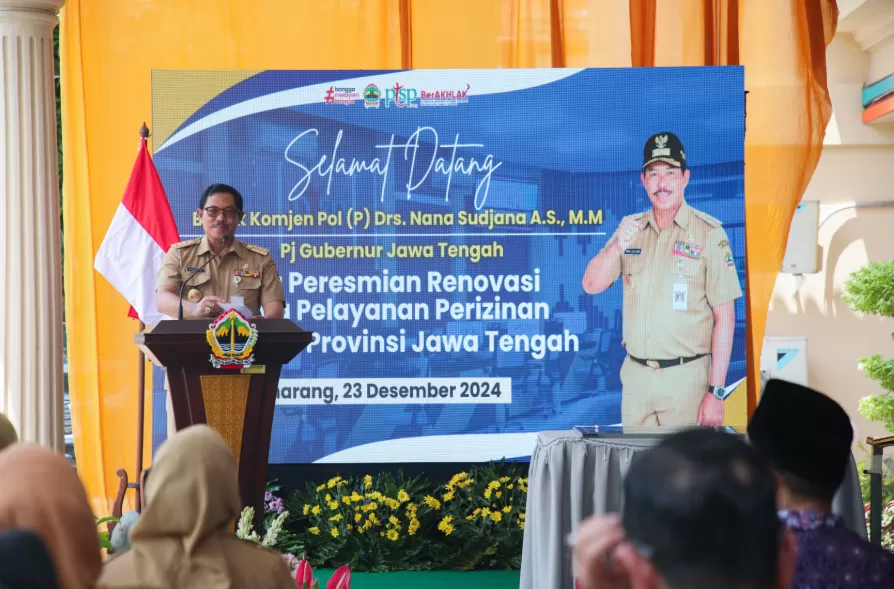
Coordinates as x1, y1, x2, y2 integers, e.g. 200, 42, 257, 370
202, 206, 241, 218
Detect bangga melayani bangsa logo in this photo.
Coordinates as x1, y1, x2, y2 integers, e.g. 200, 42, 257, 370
206, 310, 258, 369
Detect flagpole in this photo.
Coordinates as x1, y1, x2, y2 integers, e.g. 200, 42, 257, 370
135, 321, 145, 511
134, 122, 150, 512
102, 121, 180, 532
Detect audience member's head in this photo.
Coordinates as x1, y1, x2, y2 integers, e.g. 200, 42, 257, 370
0, 413, 17, 451
0, 528, 60, 589
622, 429, 793, 589
0, 445, 100, 589
101, 425, 295, 588
574, 429, 794, 589
101, 425, 241, 587
134, 424, 240, 546
748, 379, 853, 508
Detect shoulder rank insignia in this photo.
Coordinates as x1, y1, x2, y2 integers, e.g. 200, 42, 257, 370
171, 237, 201, 250
692, 209, 721, 228
245, 243, 269, 255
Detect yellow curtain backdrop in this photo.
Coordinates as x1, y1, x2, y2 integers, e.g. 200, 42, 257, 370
61, 0, 837, 513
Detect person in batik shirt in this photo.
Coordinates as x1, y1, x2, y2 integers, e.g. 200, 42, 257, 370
748, 379, 894, 588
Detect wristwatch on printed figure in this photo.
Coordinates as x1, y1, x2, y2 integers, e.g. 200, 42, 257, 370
709, 386, 726, 400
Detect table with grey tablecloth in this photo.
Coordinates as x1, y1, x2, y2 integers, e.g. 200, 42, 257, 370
519, 430, 867, 589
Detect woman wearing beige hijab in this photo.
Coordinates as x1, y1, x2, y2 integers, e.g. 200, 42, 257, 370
98, 424, 294, 589
0, 444, 102, 589
0, 412, 17, 450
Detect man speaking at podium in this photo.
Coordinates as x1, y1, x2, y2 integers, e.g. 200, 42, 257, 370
156, 183, 286, 320
155, 183, 286, 435
582, 133, 741, 429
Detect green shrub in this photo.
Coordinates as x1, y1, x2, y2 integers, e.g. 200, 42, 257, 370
268, 462, 528, 572
844, 261, 894, 548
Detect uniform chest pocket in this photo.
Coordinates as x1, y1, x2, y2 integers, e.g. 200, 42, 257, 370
678, 256, 703, 278
235, 276, 262, 292
180, 270, 211, 288
235, 276, 262, 314
620, 253, 647, 277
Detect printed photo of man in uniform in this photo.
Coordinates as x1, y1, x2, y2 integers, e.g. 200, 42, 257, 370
155, 183, 287, 436
582, 133, 742, 429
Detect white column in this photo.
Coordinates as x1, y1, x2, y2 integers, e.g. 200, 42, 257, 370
0, 0, 65, 451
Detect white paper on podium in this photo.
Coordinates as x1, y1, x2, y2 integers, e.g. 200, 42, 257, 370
219, 296, 254, 318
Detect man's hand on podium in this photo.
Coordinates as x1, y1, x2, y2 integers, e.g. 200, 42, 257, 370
191, 296, 223, 319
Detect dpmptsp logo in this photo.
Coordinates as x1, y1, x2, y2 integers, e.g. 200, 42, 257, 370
384, 83, 418, 108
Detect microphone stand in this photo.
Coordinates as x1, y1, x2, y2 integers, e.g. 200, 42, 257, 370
177, 234, 229, 319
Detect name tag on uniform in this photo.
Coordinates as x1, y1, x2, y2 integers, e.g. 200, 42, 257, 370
673, 241, 701, 260
623, 248, 642, 255
186, 267, 205, 273
673, 283, 688, 311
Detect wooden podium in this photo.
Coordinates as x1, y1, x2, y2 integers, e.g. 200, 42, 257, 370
136, 318, 313, 530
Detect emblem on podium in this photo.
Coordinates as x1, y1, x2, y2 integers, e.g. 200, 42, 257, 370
206, 309, 259, 369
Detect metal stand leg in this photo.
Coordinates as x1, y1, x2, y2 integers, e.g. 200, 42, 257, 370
865, 436, 894, 545
869, 446, 883, 545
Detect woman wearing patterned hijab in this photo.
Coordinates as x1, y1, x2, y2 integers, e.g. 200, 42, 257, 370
0, 445, 102, 589
98, 425, 294, 589
0, 412, 17, 451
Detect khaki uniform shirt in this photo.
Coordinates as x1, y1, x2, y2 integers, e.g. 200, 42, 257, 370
156, 236, 286, 318
605, 202, 742, 360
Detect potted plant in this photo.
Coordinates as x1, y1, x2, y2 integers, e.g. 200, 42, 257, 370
843, 260, 894, 548
843, 260, 894, 432
236, 505, 351, 587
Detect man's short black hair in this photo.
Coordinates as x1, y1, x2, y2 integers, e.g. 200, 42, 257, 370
622, 429, 781, 589
199, 183, 244, 211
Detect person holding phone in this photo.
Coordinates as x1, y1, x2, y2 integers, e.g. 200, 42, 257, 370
582, 133, 741, 428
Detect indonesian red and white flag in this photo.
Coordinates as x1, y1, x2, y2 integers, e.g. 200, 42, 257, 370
94, 138, 180, 326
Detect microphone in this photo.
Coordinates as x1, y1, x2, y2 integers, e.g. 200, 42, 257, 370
177, 234, 229, 320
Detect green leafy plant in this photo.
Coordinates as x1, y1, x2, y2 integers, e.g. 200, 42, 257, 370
431, 461, 528, 571
265, 481, 303, 555
284, 471, 436, 572
882, 503, 894, 552
856, 440, 894, 550
843, 259, 894, 430
95, 515, 120, 551
844, 262, 894, 549
236, 506, 289, 548
282, 462, 528, 572
863, 500, 894, 551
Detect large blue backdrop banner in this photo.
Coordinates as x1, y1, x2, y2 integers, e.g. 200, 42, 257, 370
151, 67, 747, 464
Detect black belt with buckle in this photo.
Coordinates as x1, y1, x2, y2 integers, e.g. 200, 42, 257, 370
629, 353, 707, 370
